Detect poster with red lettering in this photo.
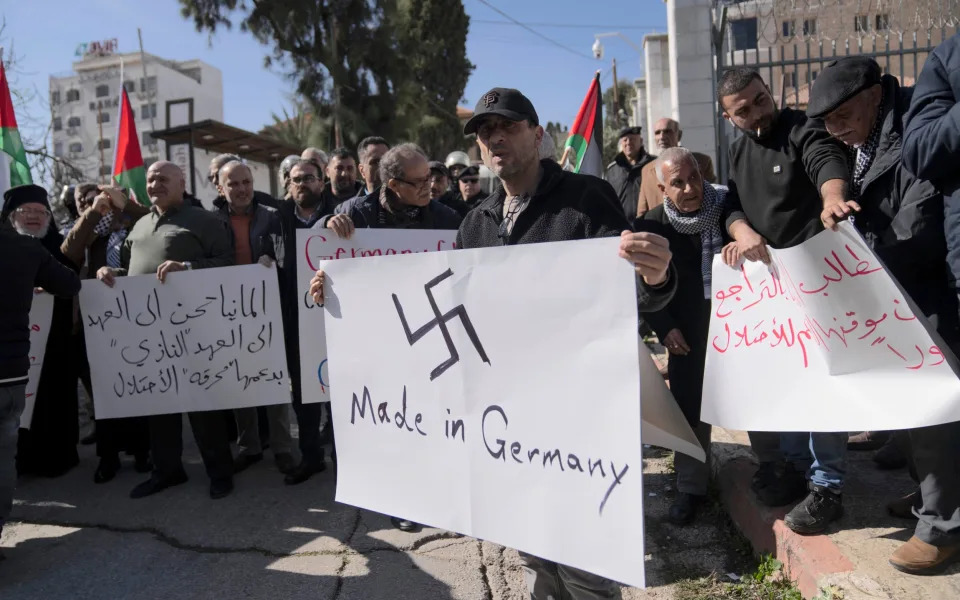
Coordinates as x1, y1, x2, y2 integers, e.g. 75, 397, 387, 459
22, 293, 54, 429
297, 229, 457, 404
703, 222, 960, 432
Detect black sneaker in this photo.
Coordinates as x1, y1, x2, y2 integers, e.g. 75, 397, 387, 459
756, 462, 807, 507
668, 493, 704, 526
751, 461, 781, 493
784, 485, 843, 535
390, 517, 420, 532
209, 477, 234, 500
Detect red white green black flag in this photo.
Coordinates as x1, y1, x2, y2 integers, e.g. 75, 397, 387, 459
0, 57, 33, 199
112, 87, 150, 206
563, 73, 603, 178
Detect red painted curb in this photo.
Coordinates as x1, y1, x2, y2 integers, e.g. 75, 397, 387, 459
716, 457, 854, 598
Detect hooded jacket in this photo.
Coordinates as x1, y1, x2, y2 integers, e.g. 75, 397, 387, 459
457, 159, 676, 313
329, 188, 462, 230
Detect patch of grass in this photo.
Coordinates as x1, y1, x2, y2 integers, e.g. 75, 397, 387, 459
674, 555, 844, 600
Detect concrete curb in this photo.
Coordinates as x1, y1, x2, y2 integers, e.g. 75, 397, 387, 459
710, 428, 854, 598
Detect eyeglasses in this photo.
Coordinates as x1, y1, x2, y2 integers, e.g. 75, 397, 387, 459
394, 176, 431, 189
290, 174, 318, 185
460, 178, 479, 184
15, 207, 51, 217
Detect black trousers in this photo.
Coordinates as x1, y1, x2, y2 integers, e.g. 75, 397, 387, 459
148, 411, 233, 482
96, 416, 149, 459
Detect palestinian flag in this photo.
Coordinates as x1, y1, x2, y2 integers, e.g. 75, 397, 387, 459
563, 73, 603, 177
112, 88, 149, 206
0, 57, 33, 202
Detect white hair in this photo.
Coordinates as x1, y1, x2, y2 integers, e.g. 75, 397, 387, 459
655, 147, 698, 184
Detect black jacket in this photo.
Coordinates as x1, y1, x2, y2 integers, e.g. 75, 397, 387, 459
904, 32, 960, 291
852, 75, 948, 321
213, 190, 279, 211
436, 190, 471, 218
724, 107, 850, 249
457, 159, 677, 313
211, 196, 283, 263
322, 181, 364, 210
329, 192, 462, 230
604, 151, 656, 218
0, 227, 81, 385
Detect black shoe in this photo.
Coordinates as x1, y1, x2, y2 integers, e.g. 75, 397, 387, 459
874, 438, 907, 470
133, 453, 153, 474
887, 490, 922, 520
756, 462, 808, 507
233, 453, 263, 474
93, 457, 121, 484
390, 516, 420, 532
668, 493, 704, 526
129, 472, 188, 499
209, 478, 234, 500
751, 461, 781, 493
784, 486, 843, 535
80, 431, 97, 446
274, 452, 297, 475
284, 461, 326, 485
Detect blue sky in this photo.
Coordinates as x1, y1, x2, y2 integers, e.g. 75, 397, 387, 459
4, 0, 666, 147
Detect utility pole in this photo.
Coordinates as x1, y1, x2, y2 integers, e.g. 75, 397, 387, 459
331, 14, 342, 148
612, 58, 620, 125
97, 101, 106, 184
137, 28, 157, 134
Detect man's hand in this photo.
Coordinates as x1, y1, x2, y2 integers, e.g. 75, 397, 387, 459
96, 186, 129, 211
89, 194, 113, 216
663, 328, 690, 356
820, 199, 861, 231
619, 230, 672, 286
729, 220, 771, 264
326, 214, 355, 239
721, 241, 741, 267
309, 269, 326, 306
96, 266, 117, 288
156, 261, 187, 283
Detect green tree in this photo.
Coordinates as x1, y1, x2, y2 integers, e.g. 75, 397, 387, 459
543, 121, 568, 161
179, 0, 473, 157
601, 79, 636, 166
260, 97, 332, 151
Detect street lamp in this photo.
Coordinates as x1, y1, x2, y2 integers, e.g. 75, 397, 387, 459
592, 32, 645, 127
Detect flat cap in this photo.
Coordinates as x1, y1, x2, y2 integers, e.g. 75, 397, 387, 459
617, 125, 642, 138
807, 56, 882, 119
428, 161, 450, 178
464, 88, 539, 135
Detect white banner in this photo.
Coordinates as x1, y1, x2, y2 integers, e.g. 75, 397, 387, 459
79, 264, 290, 418
323, 238, 646, 588
296, 229, 456, 403
703, 222, 960, 431
21, 293, 55, 429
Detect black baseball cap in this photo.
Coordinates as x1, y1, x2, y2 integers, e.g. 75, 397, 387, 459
617, 126, 643, 138
458, 165, 480, 179
428, 161, 450, 178
463, 87, 539, 135
807, 56, 882, 119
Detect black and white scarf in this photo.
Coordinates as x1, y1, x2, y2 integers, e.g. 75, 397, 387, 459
662, 183, 727, 298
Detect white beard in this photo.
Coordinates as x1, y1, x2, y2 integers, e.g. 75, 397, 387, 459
12, 220, 49, 238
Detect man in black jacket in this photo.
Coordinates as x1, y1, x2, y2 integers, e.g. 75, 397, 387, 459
719, 68, 853, 535
325, 87, 673, 600
208, 153, 278, 210
897, 30, 960, 575
0, 184, 81, 558
604, 125, 656, 218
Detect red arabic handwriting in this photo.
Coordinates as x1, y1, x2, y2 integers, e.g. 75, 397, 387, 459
303, 234, 456, 271
797, 244, 884, 296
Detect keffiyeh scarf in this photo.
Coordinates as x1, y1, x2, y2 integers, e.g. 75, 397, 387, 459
662, 183, 727, 298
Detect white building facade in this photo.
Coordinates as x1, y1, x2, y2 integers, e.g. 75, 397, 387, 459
49, 48, 223, 190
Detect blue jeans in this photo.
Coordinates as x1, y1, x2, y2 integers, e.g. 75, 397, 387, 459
781, 432, 847, 492
0, 384, 26, 526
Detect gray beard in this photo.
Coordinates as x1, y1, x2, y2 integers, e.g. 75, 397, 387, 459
13, 222, 46, 238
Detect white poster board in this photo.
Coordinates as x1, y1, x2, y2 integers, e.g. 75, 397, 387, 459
703, 222, 960, 432
21, 293, 55, 429
296, 229, 456, 403
323, 238, 646, 588
79, 264, 290, 419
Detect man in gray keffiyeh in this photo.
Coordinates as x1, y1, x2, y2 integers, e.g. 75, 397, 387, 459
640, 146, 737, 527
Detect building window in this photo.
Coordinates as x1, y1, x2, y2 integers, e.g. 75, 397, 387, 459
96, 84, 109, 98
69, 142, 83, 154
54, 142, 64, 157
139, 76, 157, 94
803, 19, 817, 36
53, 117, 62, 131
97, 112, 110, 124
50, 91, 61, 105
782, 20, 795, 38
876, 14, 890, 31
66, 89, 80, 102
67, 116, 81, 128
123, 80, 135, 93
142, 131, 156, 147
98, 139, 111, 150
143, 156, 158, 170
812, 70, 819, 81
89, 102, 97, 111
100, 165, 113, 176
785, 71, 797, 88
855, 15, 869, 32
141, 104, 157, 120
730, 18, 758, 51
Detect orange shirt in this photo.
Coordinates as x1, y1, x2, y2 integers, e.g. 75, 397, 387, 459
229, 213, 253, 265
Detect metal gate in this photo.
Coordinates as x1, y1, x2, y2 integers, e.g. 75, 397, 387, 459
713, 0, 960, 181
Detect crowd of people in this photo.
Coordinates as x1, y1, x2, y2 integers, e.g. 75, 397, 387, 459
1, 30, 959, 598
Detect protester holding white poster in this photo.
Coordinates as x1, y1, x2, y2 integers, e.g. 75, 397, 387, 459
20, 293, 54, 430
311, 87, 675, 597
